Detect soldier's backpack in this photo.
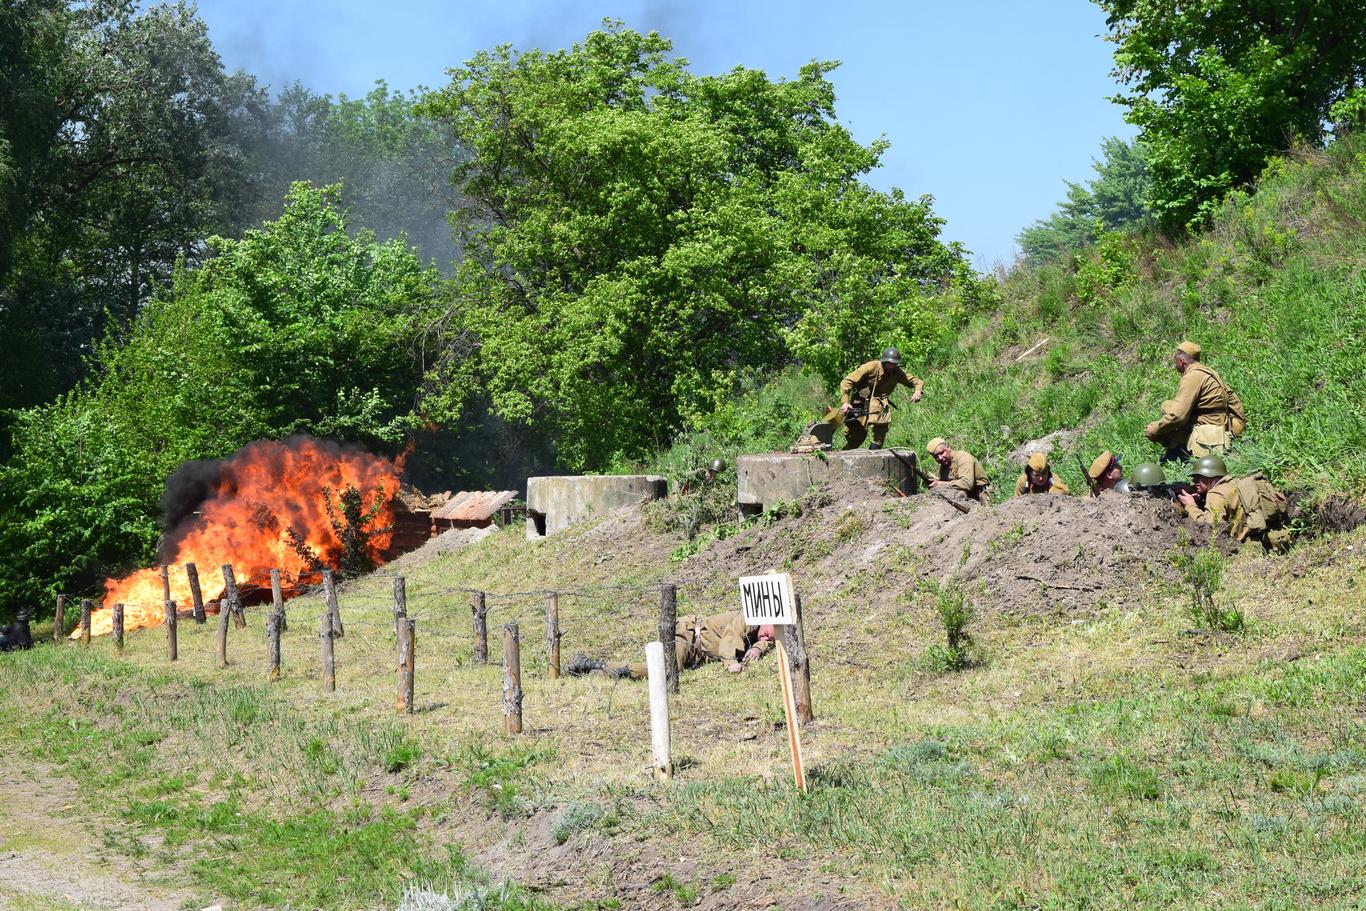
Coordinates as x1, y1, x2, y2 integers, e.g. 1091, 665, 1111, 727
1233, 472, 1288, 539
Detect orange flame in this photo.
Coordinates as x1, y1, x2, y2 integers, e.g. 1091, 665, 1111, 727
84, 438, 399, 637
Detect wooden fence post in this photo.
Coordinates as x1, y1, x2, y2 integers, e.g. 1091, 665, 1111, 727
472, 591, 488, 664
266, 607, 281, 682
215, 592, 230, 668
392, 576, 407, 639
186, 563, 205, 624
319, 608, 336, 693
79, 599, 92, 645
53, 595, 65, 644
269, 568, 287, 635
503, 622, 523, 734
164, 600, 178, 661
645, 640, 673, 781
322, 569, 344, 638
160, 564, 171, 604
112, 603, 124, 654
784, 592, 813, 723
221, 564, 245, 629
659, 583, 678, 694
545, 593, 561, 680
396, 618, 416, 715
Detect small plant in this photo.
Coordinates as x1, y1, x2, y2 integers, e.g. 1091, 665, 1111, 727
1172, 543, 1244, 632
834, 510, 868, 542
919, 580, 975, 672
650, 874, 698, 906
1089, 756, 1163, 801
552, 802, 604, 844
384, 738, 422, 773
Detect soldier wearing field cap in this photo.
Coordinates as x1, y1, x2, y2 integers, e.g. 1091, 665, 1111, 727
1086, 450, 1128, 496
927, 437, 991, 504
1014, 452, 1070, 497
1145, 341, 1246, 462
838, 347, 924, 450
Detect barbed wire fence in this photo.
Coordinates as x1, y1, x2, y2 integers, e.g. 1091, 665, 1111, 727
48, 564, 794, 741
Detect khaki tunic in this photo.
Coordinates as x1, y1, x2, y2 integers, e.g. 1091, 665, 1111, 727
1013, 471, 1070, 497
1183, 478, 1249, 540
939, 450, 991, 502
1151, 364, 1247, 449
624, 612, 772, 679
840, 360, 924, 425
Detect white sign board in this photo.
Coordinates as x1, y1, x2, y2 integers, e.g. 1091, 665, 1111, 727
738, 572, 795, 626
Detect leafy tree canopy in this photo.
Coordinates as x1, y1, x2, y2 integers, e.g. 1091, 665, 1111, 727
1017, 137, 1153, 261
419, 23, 980, 469
1098, 0, 1366, 230
0, 183, 447, 613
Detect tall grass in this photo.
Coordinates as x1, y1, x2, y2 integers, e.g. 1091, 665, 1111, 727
652, 138, 1366, 501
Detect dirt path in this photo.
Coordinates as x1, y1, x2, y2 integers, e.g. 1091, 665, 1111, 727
0, 770, 201, 911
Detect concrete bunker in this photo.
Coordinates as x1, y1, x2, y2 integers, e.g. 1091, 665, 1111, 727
736, 449, 920, 516
525, 474, 668, 539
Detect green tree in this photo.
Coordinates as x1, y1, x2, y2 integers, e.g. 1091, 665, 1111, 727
1017, 137, 1153, 260
0, 183, 449, 616
1097, 0, 1366, 230
0, 0, 266, 412
419, 23, 977, 469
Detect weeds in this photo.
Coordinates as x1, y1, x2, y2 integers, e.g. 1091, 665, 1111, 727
1172, 542, 1244, 632
919, 579, 976, 672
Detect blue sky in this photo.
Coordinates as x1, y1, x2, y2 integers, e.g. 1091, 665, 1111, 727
192, 0, 1133, 269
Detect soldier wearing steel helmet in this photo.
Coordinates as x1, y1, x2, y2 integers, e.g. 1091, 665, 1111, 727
838, 347, 925, 450
678, 458, 727, 495
1013, 452, 1071, 497
1145, 341, 1247, 462
1179, 455, 1291, 549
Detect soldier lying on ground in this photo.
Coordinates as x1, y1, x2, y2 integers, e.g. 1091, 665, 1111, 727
927, 437, 991, 504
1145, 341, 1246, 463
0, 608, 32, 652
566, 611, 776, 679
1014, 452, 1070, 497
1179, 455, 1291, 550
1086, 450, 1128, 495
838, 347, 924, 451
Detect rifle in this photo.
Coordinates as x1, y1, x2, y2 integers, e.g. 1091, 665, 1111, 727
1135, 481, 1194, 502
888, 449, 971, 515
1076, 454, 1101, 497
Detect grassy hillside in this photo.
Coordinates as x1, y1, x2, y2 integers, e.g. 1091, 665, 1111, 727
3, 491, 1366, 909
655, 139, 1366, 505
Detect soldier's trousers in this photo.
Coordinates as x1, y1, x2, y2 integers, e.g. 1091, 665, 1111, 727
615, 635, 705, 680
842, 419, 888, 450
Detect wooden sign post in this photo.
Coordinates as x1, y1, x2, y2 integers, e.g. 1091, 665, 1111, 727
738, 572, 807, 792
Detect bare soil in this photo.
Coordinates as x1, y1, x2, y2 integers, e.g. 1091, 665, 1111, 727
0, 769, 199, 911
673, 478, 1189, 617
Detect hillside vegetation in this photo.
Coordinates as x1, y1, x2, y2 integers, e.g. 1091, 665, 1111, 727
657, 138, 1366, 507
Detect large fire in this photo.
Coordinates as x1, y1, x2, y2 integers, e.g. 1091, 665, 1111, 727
86, 437, 399, 637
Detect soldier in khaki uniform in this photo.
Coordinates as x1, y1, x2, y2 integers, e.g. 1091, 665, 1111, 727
927, 437, 991, 503
1179, 455, 1291, 549
1014, 452, 1070, 497
838, 347, 924, 450
1146, 341, 1246, 462
1086, 450, 1127, 495
566, 612, 775, 679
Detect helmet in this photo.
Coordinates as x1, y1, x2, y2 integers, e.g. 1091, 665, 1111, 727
708, 458, 726, 473
880, 347, 902, 366
1131, 463, 1166, 488
1191, 454, 1227, 479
